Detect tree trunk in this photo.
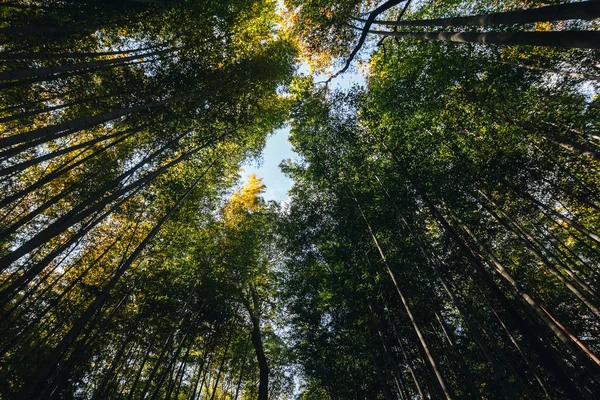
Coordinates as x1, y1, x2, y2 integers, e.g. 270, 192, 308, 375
0, 126, 138, 179
395, 333, 425, 399
353, 191, 453, 399
233, 359, 245, 400
500, 60, 600, 83
509, 184, 600, 244
16, 167, 211, 398
434, 312, 482, 400
378, 139, 586, 398
245, 286, 269, 400
0, 90, 121, 125
126, 334, 159, 400
334, 0, 407, 76
538, 130, 600, 160
475, 192, 600, 318
538, 223, 600, 287
167, 342, 193, 400
0, 20, 124, 36
0, 57, 154, 91
435, 266, 520, 399
0, 129, 135, 210
0, 226, 123, 325
369, 309, 410, 400
365, 1, 600, 27
208, 329, 234, 400
138, 330, 178, 400
368, 30, 600, 50
188, 336, 215, 400
0, 43, 171, 60
370, 170, 519, 397
0, 93, 197, 151
458, 198, 600, 364
1, 154, 216, 304
491, 308, 552, 399
0, 195, 131, 305
371, 344, 396, 400
149, 313, 200, 400
0, 130, 200, 270
0, 126, 183, 243
0, 48, 173, 82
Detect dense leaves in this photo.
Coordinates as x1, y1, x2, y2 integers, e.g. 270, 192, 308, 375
1, 0, 599, 399
0, 0, 294, 398
281, 34, 600, 399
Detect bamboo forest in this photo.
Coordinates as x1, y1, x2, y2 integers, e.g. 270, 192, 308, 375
1, 0, 600, 399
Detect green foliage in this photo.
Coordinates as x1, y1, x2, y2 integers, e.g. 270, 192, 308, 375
1, 0, 599, 399
280, 30, 600, 399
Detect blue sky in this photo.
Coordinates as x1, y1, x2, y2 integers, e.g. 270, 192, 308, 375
241, 70, 366, 202
246, 0, 403, 203
240, 126, 297, 202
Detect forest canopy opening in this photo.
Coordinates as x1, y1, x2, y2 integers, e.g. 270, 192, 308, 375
0, 0, 599, 399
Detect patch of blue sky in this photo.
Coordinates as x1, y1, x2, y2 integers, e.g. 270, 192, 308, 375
240, 70, 365, 202
240, 126, 297, 203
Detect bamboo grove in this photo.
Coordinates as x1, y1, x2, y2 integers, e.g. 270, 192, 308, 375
0, 0, 599, 399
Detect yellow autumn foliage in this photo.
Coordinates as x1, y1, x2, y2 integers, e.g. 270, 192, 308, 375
222, 174, 266, 227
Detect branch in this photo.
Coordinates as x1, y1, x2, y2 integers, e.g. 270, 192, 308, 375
330, 0, 406, 80
376, 0, 412, 47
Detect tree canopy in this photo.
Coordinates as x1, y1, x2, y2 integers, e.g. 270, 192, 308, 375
0, 0, 599, 399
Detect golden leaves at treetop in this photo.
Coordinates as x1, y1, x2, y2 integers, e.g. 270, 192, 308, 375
222, 174, 266, 228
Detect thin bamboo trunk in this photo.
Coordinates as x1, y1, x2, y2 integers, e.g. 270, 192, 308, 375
364, 1, 600, 27
0, 132, 135, 216
126, 334, 159, 400
353, 192, 453, 399
245, 286, 269, 400
371, 344, 397, 400
0, 185, 144, 305
208, 329, 234, 400
17, 167, 211, 398
475, 192, 600, 318
0, 130, 199, 269
378, 139, 585, 398
367, 30, 600, 50
501, 60, 600, 83
510, 184, 600, 244
0, 43, 171, 60
0, 125, 140, 179
0, 127, 184, 243
0, 93, 198, 151
491, 308, 552, 399
369, 170, 520, 398
434, 312, 482, 399
0, 48, 173, 82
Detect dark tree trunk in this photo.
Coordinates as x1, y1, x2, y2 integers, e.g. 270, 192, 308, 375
0, 43, 171, 60
0, 48, 173, 82
208, 329, 234, 400
16, 167, 211, 398
379, 140, 587, 398
0, 130, 196, 269
434, 312, 482, 400
365, 1, 600, 27
126, 334, 159, 400
189, 338, 215, 400
0, 128, 136, 204
0, 93, 197, 151
352, 192, 453, 399
509, 184, 600, 244
0, 128, 137, 181
368, 30, 600, 50
245, 286, 269, 400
